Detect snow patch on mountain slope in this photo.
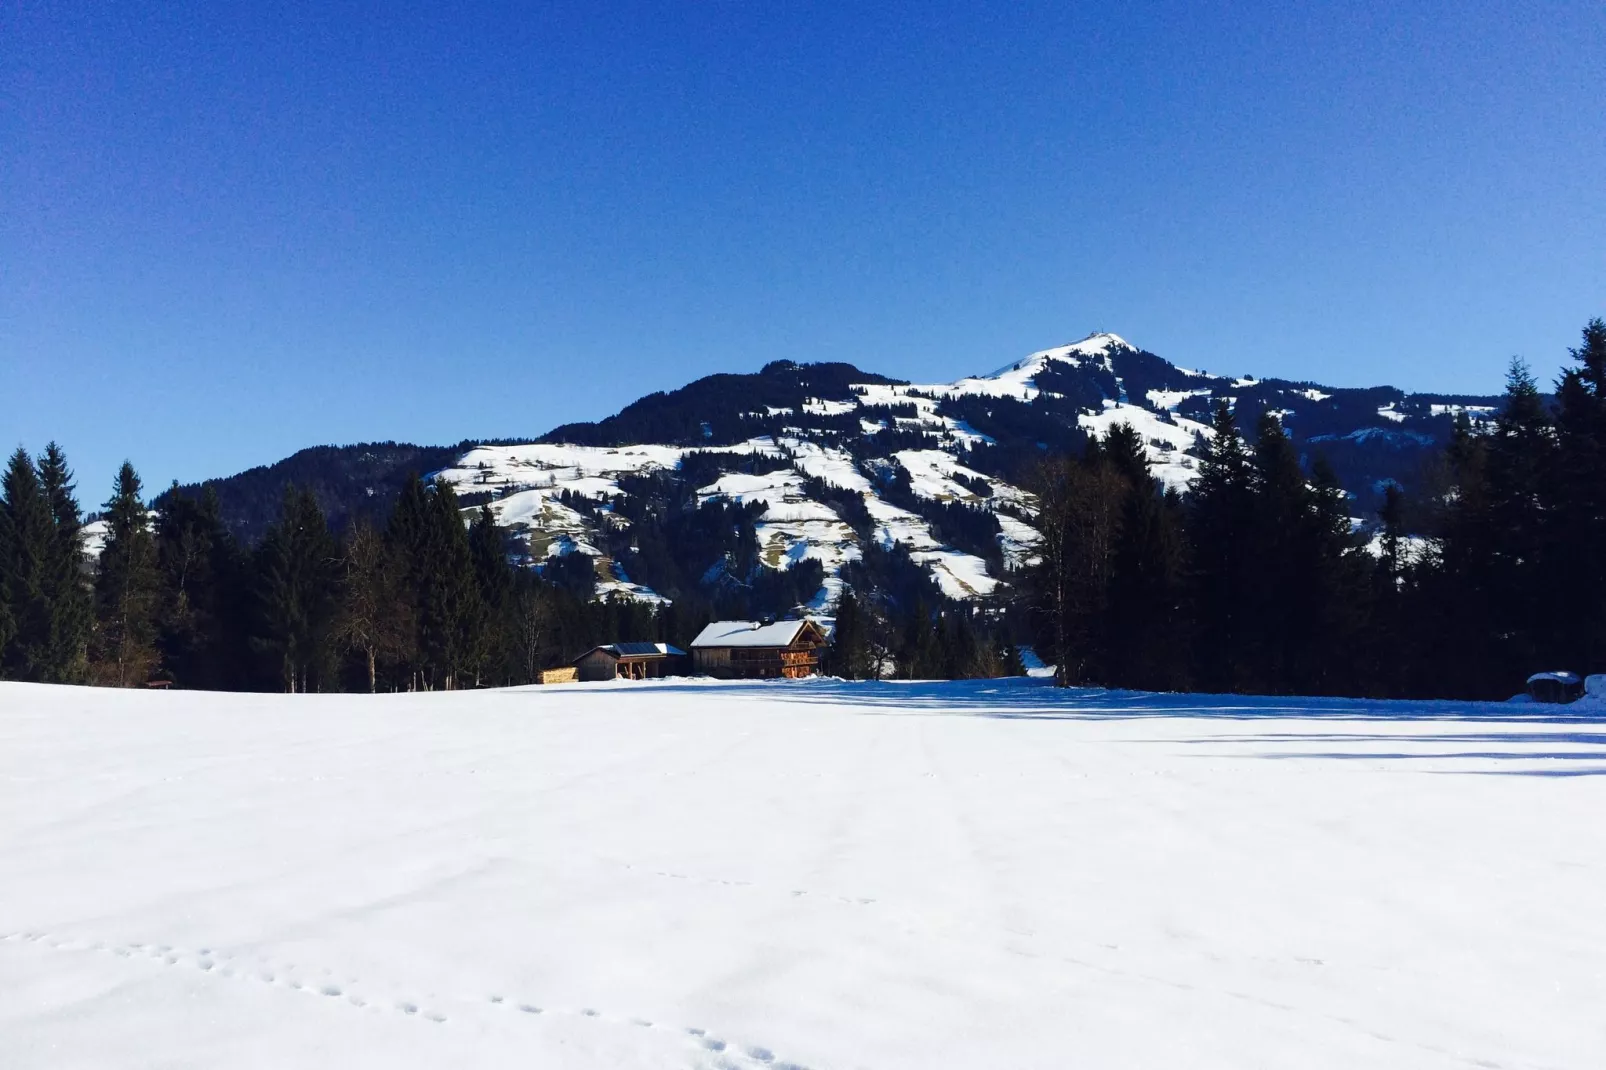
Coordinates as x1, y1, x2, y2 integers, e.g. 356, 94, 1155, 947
1146, 388, 1211, 411
434, 442, 778, 604
783, 439, 873, 493
995, 512, 1043, 569
875, 332, 1133, 404
697, 469, 861, 609
1078, 402, 1213, 492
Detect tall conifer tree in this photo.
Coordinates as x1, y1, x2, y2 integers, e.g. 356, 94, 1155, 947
93, 462, 160, 687
0, 448, 54, 680
254, 486, 339, 692
36, 443, 92, 682
1188, 403, 1256, 692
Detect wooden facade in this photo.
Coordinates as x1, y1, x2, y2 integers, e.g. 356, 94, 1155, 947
690, 619, 829, 679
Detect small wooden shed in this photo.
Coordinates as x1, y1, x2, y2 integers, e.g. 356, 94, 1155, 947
574, 642, 687, 682
689, 618, 830, 679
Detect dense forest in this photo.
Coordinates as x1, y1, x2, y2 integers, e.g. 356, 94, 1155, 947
1015, 319, 1606, 699
2, 319, 1601, 699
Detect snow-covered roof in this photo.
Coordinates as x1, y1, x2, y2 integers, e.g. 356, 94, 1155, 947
580, 642, 686, 661
690, 619, 823, 649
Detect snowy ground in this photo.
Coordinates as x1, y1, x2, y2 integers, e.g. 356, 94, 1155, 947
3, 679, 1604, 1069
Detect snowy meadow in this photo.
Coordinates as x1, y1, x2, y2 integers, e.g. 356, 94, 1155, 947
2, 678, 1602, 1069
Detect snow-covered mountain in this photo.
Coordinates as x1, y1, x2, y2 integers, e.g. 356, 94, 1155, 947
410, 333, 1494, 611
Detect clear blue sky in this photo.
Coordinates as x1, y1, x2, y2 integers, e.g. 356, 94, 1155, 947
4, 1, 1603, 493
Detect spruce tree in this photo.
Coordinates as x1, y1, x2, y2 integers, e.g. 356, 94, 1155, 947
1421, 412, 1499, 696
1369, 482, 1409, 696
1483, 358, 1556, 684
413, 479, 481, 690
0, 448, 54, 680
253, 486, 339, 693
36, 443, 92, 682
467, 504, 509, 686
1299, 455, 1369, 694
92, 462, 160, 687
1105, 482, 1189, 691
829, 585, 870, 679
1247, 411, 1310, 692
1550, 319, 1606, 671
1187, 402, 1256, 692
154, 484, 243, 689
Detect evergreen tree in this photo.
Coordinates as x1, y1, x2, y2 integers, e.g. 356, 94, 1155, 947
154, 483, 242, 689
1246, 411, 1309, 691
941, 609, 983, 679
1105, 484, 1189, 690
1369, 482, 1409, 696
899, 602, 944, 679
467, 504, 510, 686
828, 585, 871, 679
1419, 412, 1500, 697
1297, 455, 1369, 694
253, 486, 339, 692
412, 479, 481, 689
92, 462, 160, 687
36, 443, 92, 683
1187, 403, 1257, 692
0, 448, 54, 680
1482, 359, 1556, 683
1550, 319, 1606, 671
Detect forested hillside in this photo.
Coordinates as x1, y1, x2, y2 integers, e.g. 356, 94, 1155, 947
8, 322, 1599, 702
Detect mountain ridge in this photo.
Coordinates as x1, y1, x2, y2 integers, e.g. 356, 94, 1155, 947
165, 333, 1500, 612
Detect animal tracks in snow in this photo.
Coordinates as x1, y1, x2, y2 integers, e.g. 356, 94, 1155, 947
1, 930, 817, 1069
0, 931, 449, 1023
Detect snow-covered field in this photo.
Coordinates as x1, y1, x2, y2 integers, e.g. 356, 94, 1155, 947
3, 679, 1603, 1069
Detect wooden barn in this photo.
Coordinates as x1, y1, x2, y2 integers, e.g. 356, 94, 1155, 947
574, 642, 686, 682
689, 619, 830, 679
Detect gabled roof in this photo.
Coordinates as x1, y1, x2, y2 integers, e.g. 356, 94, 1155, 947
689, 619, 824, 649
579, 642, 686, 661
613, 641, 685, 657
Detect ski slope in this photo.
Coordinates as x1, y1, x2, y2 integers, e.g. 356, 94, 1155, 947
3, 679, 1603, 1069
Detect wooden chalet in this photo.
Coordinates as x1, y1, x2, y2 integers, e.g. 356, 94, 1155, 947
574, 642, 686, 682
689, 618, 830, 679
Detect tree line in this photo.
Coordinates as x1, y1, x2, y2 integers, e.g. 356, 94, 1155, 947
0, 460, 689, 692
3, 317, 1600, 698
1022, 319, 1606, 700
